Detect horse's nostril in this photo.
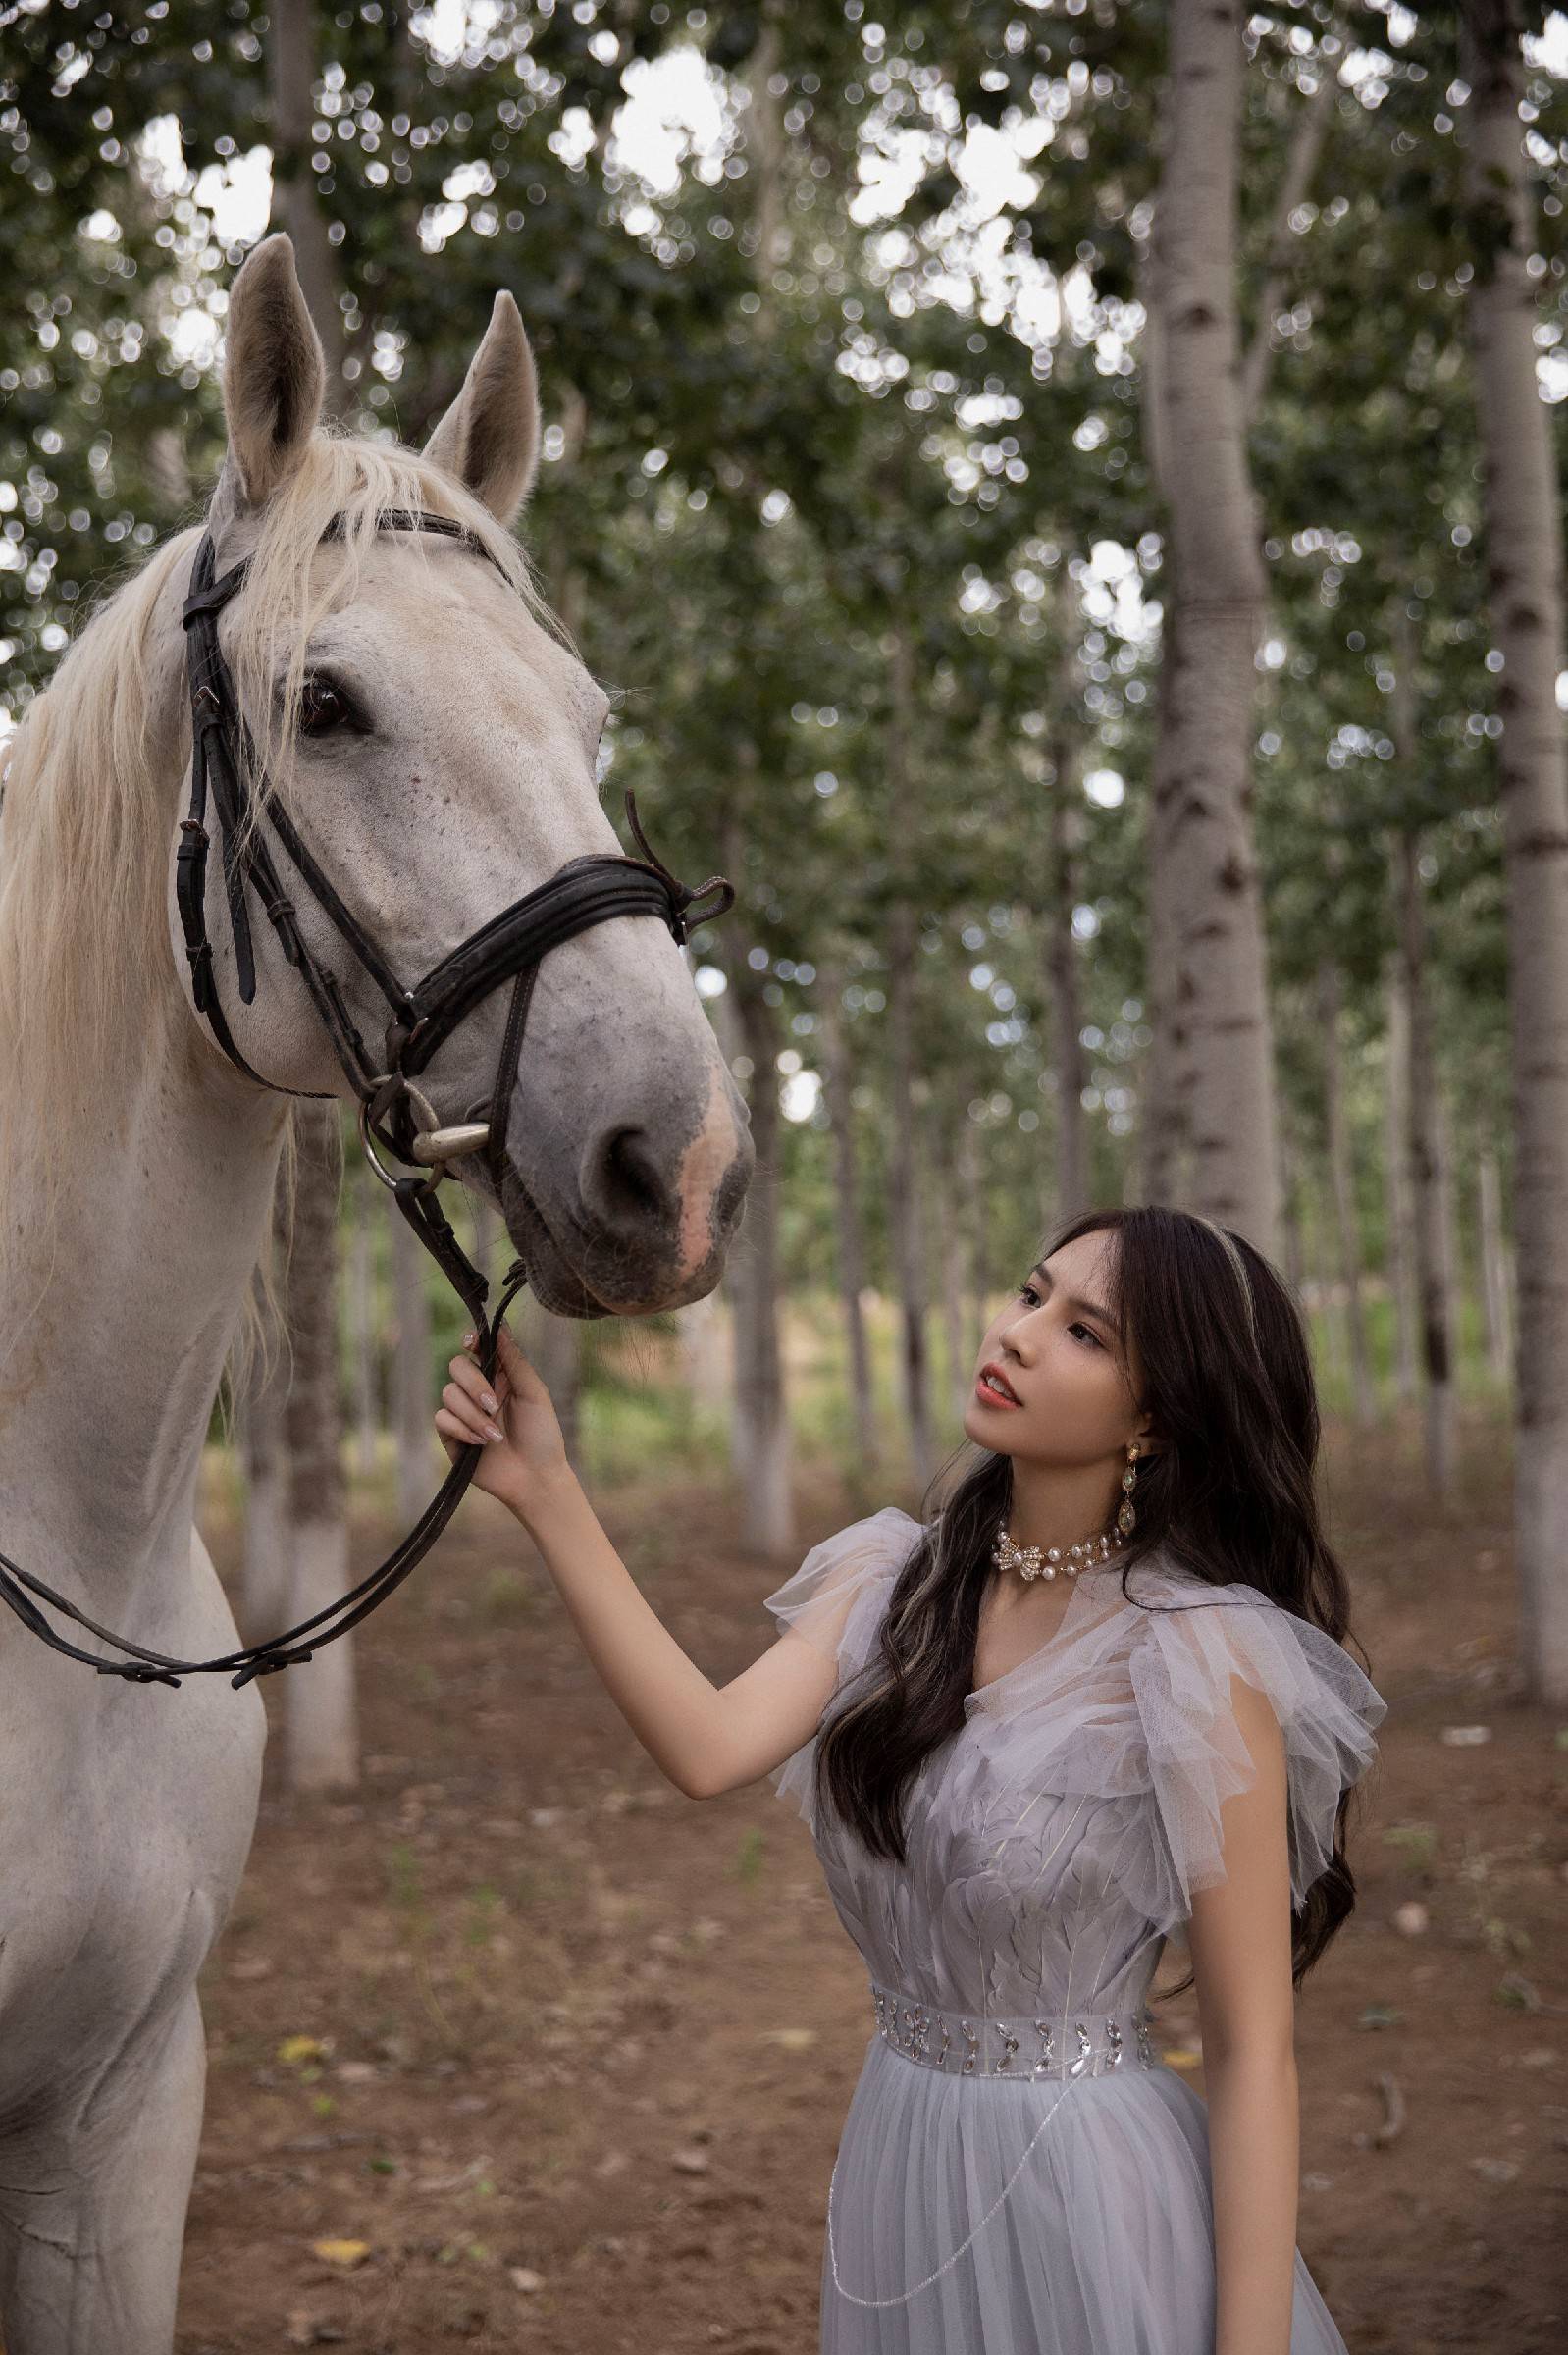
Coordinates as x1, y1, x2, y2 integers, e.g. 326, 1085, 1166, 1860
587, 1125, 672, 1230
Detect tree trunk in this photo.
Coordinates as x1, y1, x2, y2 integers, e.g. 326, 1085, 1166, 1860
1278, 1108, 1306, 1302
391, 1193, 435, 1525
1392, 824, 1456, 1503
678, 1288, 731, 1421
520, 1292, 587, 1485
1478, 1149, 1514, 1385
1147, 0, 1280, 1255
1137, 602, 1187, 1210
885, 620, 934, 1491
282, 1104, 358, 1792
1383, 951, 1420, 1404
815, 954, 879, 1475
715, 810, 793, 1554
1316, 956, 1376, 1426
924, 1100, 972, 1438
959, 1113, 990, 1358
346, 1158, 380, 1483
1238, 66, 1337, 425
1437, 1087, 1463, 1392
239, 1234, 290, 1642
1044, 576, 1089, 1222
1136, 197, 1182, 1212
1460, 0, 1568, 1700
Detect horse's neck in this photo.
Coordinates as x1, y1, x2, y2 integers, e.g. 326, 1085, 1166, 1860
0, 1011, 288, 1609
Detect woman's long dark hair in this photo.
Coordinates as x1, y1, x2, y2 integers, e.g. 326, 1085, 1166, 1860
814, 1203, 1380, 1995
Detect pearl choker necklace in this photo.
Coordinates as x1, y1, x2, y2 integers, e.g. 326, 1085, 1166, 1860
991, 1524, 1127, 1584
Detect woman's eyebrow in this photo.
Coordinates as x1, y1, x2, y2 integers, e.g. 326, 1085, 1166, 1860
1028, 1263, 1120, 1334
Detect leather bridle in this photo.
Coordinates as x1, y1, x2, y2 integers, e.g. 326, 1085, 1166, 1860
0, 504, 735, 1690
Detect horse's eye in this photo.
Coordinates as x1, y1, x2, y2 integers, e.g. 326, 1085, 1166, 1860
298, 678, 351, 738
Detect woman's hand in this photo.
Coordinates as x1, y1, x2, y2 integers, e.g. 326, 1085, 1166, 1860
435, 1322, 571, 1521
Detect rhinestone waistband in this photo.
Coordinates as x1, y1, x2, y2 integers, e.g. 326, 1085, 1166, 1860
870, 1984, 1159, 2081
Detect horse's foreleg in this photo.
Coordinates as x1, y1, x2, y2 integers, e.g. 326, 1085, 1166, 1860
0, 1987, 206, 2355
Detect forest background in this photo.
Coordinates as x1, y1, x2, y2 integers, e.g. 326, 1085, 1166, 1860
2, 6, 1566, 2344
3, 0, 1550, 1591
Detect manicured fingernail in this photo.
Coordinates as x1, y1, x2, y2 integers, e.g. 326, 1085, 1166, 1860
462, 1330, 476, 1346
481, 1393, 497, 1415
486, 1422, 504, 1442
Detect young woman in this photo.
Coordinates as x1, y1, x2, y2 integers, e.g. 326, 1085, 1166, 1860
437, 1202, 1386, 2355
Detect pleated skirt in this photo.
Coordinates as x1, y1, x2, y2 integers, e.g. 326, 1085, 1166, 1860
819, 2032, 1351, 2354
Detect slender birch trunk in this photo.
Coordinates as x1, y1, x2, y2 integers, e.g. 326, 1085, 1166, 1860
1238, 64, 1337, 424
1383, 953, 1420, 1404
346, 1159, 380, 1482
1044, 576, 1089, 1222
282, 1104, 359, 1792
1045, 626, 1082, 1225
816, 954, 879, 1475
925, 1103, 972, 1435
678, 1288, 731, 1422
1437, 1089, 1463, 1393
1278, 1110, 1306, 1302
391, 1199, 435, 1524
1317, 955, 1376, 1426
716, 808, 793, 1554
239, 1239, 289, 1641
959, 1113, 991, 1365
1146, 0, 1280, 1254
885, 620, 935, 1488
1478, 1149, 1514, 1385
1391, 822, 1456, 1503
1460, 0, 1568, 1699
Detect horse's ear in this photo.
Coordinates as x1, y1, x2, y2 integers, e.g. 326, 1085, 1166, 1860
221, 233, 325, 507
423, 291, 541, 527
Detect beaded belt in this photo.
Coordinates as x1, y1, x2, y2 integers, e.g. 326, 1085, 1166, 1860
870, 1983, 1158, 2081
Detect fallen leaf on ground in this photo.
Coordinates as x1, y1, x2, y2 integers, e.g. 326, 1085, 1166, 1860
278, 2035, 329, 2066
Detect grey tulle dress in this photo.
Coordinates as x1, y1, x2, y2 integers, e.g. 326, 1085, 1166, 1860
762, 1507, 1388, 2355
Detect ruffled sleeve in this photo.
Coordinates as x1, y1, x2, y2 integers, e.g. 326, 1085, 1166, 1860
1124, 1586, 1388, 1940
761, 1507, 922, 1831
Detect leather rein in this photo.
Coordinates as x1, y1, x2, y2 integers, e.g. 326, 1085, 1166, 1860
0, 504, 735, 1690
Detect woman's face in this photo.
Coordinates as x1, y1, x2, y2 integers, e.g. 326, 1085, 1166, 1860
963, 1230, 1149, 1469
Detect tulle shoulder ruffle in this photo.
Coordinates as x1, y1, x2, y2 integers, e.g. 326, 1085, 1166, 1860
761, 1505, 924, 1678
762, 1507, 924, 1834
958, 1560, 1388, 1940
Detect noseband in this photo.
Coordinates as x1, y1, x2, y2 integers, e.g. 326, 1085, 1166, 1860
0, 504, 736, 1690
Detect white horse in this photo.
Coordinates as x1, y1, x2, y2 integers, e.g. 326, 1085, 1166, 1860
0, 233, 752, 2352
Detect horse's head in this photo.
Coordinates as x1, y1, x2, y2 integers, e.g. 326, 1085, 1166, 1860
179, 234, 752, 1317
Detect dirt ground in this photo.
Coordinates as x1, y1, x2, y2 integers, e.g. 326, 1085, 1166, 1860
174, 1410, 1567, 2354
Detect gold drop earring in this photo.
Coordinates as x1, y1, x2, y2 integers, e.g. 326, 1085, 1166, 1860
1117, 1441, 1140, 1537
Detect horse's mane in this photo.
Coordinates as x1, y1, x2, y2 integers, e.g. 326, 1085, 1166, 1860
0, 428, 546, 1400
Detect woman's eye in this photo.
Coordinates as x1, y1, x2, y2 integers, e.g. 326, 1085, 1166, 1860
298, 678, 352, 738
1018, 1282, 1100, 1348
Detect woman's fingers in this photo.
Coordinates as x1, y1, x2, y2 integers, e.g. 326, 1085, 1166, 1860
441, 1378, 505, 1444
447, 1350, 503, 1420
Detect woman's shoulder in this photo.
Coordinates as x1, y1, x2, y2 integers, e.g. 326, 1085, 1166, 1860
760, 1507, 924, 1663
1119, 1548, 1388, 1786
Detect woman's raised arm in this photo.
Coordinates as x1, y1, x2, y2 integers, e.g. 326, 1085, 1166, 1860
436, 1323, 841, 1801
